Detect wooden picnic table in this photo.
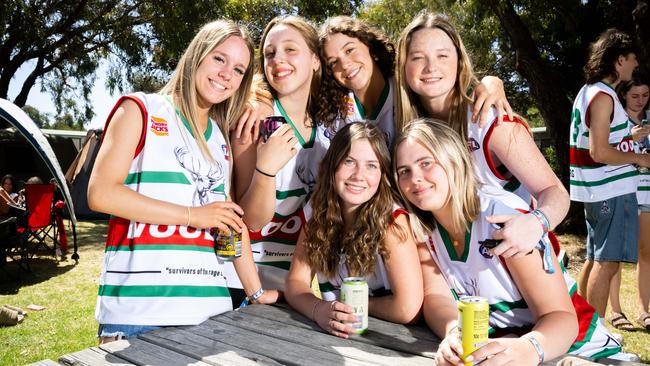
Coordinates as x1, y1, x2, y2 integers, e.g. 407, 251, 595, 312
33, 304, 647, 366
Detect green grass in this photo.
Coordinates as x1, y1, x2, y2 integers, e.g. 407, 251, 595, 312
0, 225, 648, 365
0, 221, 106, 366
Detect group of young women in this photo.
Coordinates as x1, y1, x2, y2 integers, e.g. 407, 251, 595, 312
88, 11, 628, 365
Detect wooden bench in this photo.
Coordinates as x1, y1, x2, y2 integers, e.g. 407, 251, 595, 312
51, 304, 647, 365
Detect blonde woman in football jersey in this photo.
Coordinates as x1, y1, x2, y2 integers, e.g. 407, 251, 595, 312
88, 20, 277, 343
395, 119, 623, 366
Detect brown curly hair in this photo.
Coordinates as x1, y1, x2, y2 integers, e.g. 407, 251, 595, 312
302, 122, 406, 278
584, 28, 638, 85
315, 16, 396, 129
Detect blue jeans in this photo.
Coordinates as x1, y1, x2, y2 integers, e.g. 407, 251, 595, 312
98, 323, 161, 339
584, 193, 639, 263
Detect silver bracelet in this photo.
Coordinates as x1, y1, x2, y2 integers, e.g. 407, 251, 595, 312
249, 288, 265, 303
522, 333, 544, 364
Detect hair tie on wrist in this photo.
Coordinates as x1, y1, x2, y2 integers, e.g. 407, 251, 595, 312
255, 167, 275, 178
311, 299, 323, 321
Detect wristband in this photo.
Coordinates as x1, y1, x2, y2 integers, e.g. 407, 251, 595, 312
522, 333, 544, 364
530, 209, 550, 233
249, 288, 265, 302
311, 299, 323, 321
239, 288, 265, 309
255, 167, 275, 178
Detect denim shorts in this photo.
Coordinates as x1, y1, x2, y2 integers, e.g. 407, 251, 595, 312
584, 193, 639, 263
98, 323, 161, 339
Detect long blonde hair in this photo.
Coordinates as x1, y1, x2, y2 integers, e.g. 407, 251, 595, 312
160, 20, 255, 160
303, 122, 406, 278
393, 119, 481, 239
258, 16, 323, 117
395, 12, 478, 140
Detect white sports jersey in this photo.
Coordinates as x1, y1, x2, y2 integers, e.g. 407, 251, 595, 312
425, 186, 621, 358
631, 119, 650, 205
96, 93, 233, 326
466, 107, 534, 206
318, 77, 396, 150
570, 82, 638, 202
226, 99, 328, 291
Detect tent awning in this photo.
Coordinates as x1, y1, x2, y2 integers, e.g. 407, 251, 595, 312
0, 98, 77, 225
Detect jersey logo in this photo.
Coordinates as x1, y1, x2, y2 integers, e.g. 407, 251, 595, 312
467, 138, 480, 152
149, 115, 169, 136
478, 242, 493, 258
222, 144, 230, 160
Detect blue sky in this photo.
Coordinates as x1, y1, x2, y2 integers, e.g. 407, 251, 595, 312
7, 60, 117, 130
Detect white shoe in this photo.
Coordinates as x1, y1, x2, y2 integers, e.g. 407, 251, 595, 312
605, 352, 641, 362
611, 332, 624, 345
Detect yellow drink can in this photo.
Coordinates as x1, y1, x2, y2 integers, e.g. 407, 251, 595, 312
458, 296, 489, 365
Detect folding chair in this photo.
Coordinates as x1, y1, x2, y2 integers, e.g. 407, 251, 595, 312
17, 183, 59, 258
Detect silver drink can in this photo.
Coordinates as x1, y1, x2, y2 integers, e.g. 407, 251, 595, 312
340, 277, 368, 334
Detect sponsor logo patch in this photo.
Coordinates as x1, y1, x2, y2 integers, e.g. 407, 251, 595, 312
150, 115, 169, 136
222, 144, 230, 160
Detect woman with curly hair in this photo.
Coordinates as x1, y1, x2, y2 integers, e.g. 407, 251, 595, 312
285, 122, 422, 339
316, 16, 512, 148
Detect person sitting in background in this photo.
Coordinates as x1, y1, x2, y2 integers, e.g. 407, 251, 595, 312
0, 174, 23, 217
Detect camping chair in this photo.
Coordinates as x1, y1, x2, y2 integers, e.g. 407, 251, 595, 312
17, 183, 59, 258
0, 217, 30, 278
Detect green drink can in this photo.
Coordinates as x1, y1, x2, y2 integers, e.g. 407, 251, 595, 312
340, 277, 368, 334
214, 229, 242, 260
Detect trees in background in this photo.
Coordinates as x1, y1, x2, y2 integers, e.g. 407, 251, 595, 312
1, 0, 360, 128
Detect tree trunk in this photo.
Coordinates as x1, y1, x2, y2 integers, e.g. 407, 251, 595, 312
633, 0, 650, 78
484, 0, 584, 233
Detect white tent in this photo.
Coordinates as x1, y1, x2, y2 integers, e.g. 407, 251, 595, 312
0, 98, 78, 259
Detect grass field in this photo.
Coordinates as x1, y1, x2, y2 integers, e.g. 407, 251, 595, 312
1, 222, 649, 365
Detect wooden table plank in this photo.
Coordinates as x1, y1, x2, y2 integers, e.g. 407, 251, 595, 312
234, 304, 438, 358
25, 360, 62, 366
213, 309, 433, 365
58, 347, 135, 366
188, 318, 375, 366
140, 326, 283, 366
99, 338, 213, 366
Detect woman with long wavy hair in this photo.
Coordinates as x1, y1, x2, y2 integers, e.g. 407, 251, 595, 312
285, 122, 422, 339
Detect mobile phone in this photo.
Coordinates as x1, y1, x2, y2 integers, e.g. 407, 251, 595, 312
260, 116, 286, 142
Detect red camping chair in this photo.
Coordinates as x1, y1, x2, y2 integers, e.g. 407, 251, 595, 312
17, 184, 59, 258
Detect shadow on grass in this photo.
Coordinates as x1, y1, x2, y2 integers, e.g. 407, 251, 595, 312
0, 220, 108, 294
0, 257, 77, 294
